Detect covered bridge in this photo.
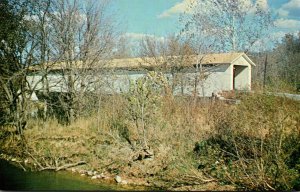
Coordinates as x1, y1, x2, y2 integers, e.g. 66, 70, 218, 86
27, 52, 255, 97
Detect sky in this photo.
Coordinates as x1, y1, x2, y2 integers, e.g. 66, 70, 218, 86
112, 0, 300, 47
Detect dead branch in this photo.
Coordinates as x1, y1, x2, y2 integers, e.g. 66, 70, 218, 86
26, 150, 44, 170
17, 161, 27, 172
265, 182, 276, 191
39, 161, 86, 171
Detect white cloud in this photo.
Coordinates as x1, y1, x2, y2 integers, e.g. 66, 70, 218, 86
274, 18, 300, 30
237, 0, 269, 13
120, 33, 166, 57
123, 33, 165, 42
126, 32, 166, 44
268, 31, 300, 43
270, 31, 287, 40
256, 0, 269, 10
233, 0, 269, 11
278, 0, 300, 17
158, 0, 269, 19
250, 31, 288, 52
281, 0, 300, 9
278, 9, 289, 17
157, 0, 194, 18
124, 33, 149, 40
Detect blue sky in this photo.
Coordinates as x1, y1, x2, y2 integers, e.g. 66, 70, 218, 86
112, 0, 300, 44
113, 0, 180, 36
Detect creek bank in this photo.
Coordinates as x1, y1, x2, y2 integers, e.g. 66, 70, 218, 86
0, 158, 139, 191
0, 119, 238, 191
0, 153, 156, 190
0, 123, 235, 191
1, 152, 231, 191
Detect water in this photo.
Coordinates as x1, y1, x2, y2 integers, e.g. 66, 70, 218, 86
0, 159, 124, 190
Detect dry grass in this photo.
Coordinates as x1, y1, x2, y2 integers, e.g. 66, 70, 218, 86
5, 95, 211, 188
197, 93, 300, 190
1, 91, 299, 190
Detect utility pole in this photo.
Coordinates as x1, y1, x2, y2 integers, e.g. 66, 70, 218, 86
263, 53, 268, 89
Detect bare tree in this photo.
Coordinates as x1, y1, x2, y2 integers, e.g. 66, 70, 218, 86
176, 0, 273, 97
139, 35, 227, 97
29, 0, 53, 121
251, 32, 300, 91
273, 33, 300, 88
45, 0, 117, 124
114, 35, 132, 59
182, 0, 273, 53
139, 35, 196, 95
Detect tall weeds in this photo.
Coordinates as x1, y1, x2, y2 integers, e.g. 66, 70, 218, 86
196, 93, 300, 190
1, 84, 299, 190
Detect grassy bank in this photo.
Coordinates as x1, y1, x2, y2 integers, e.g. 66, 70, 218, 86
1, 92, 299, 190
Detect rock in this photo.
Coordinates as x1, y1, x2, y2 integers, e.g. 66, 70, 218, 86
115, 175, 122, 183
121, 180, 128, 185
87, 171, 93, 176
145, 182, 151, 186
144, 156, 154, 161
79, 170, 86, 174
219, 96, 225, 100
91, 175, 98, 179
93, 171, 98, 175
80, 173, 86, 177
71, 168, 76, 173
11, 158, 17, 162
24, 159, 29, 164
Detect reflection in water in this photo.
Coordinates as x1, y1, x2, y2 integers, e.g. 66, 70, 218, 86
0, 159, 114, 190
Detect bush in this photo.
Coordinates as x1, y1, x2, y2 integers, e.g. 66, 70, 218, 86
124, 71, 167, 149
195, 93, 300, 190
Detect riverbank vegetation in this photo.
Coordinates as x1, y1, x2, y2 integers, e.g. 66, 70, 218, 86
1, 0, 300, 190
1, 90, 300, 190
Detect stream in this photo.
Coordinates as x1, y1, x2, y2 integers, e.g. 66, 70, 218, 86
0, 159, 131, 190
